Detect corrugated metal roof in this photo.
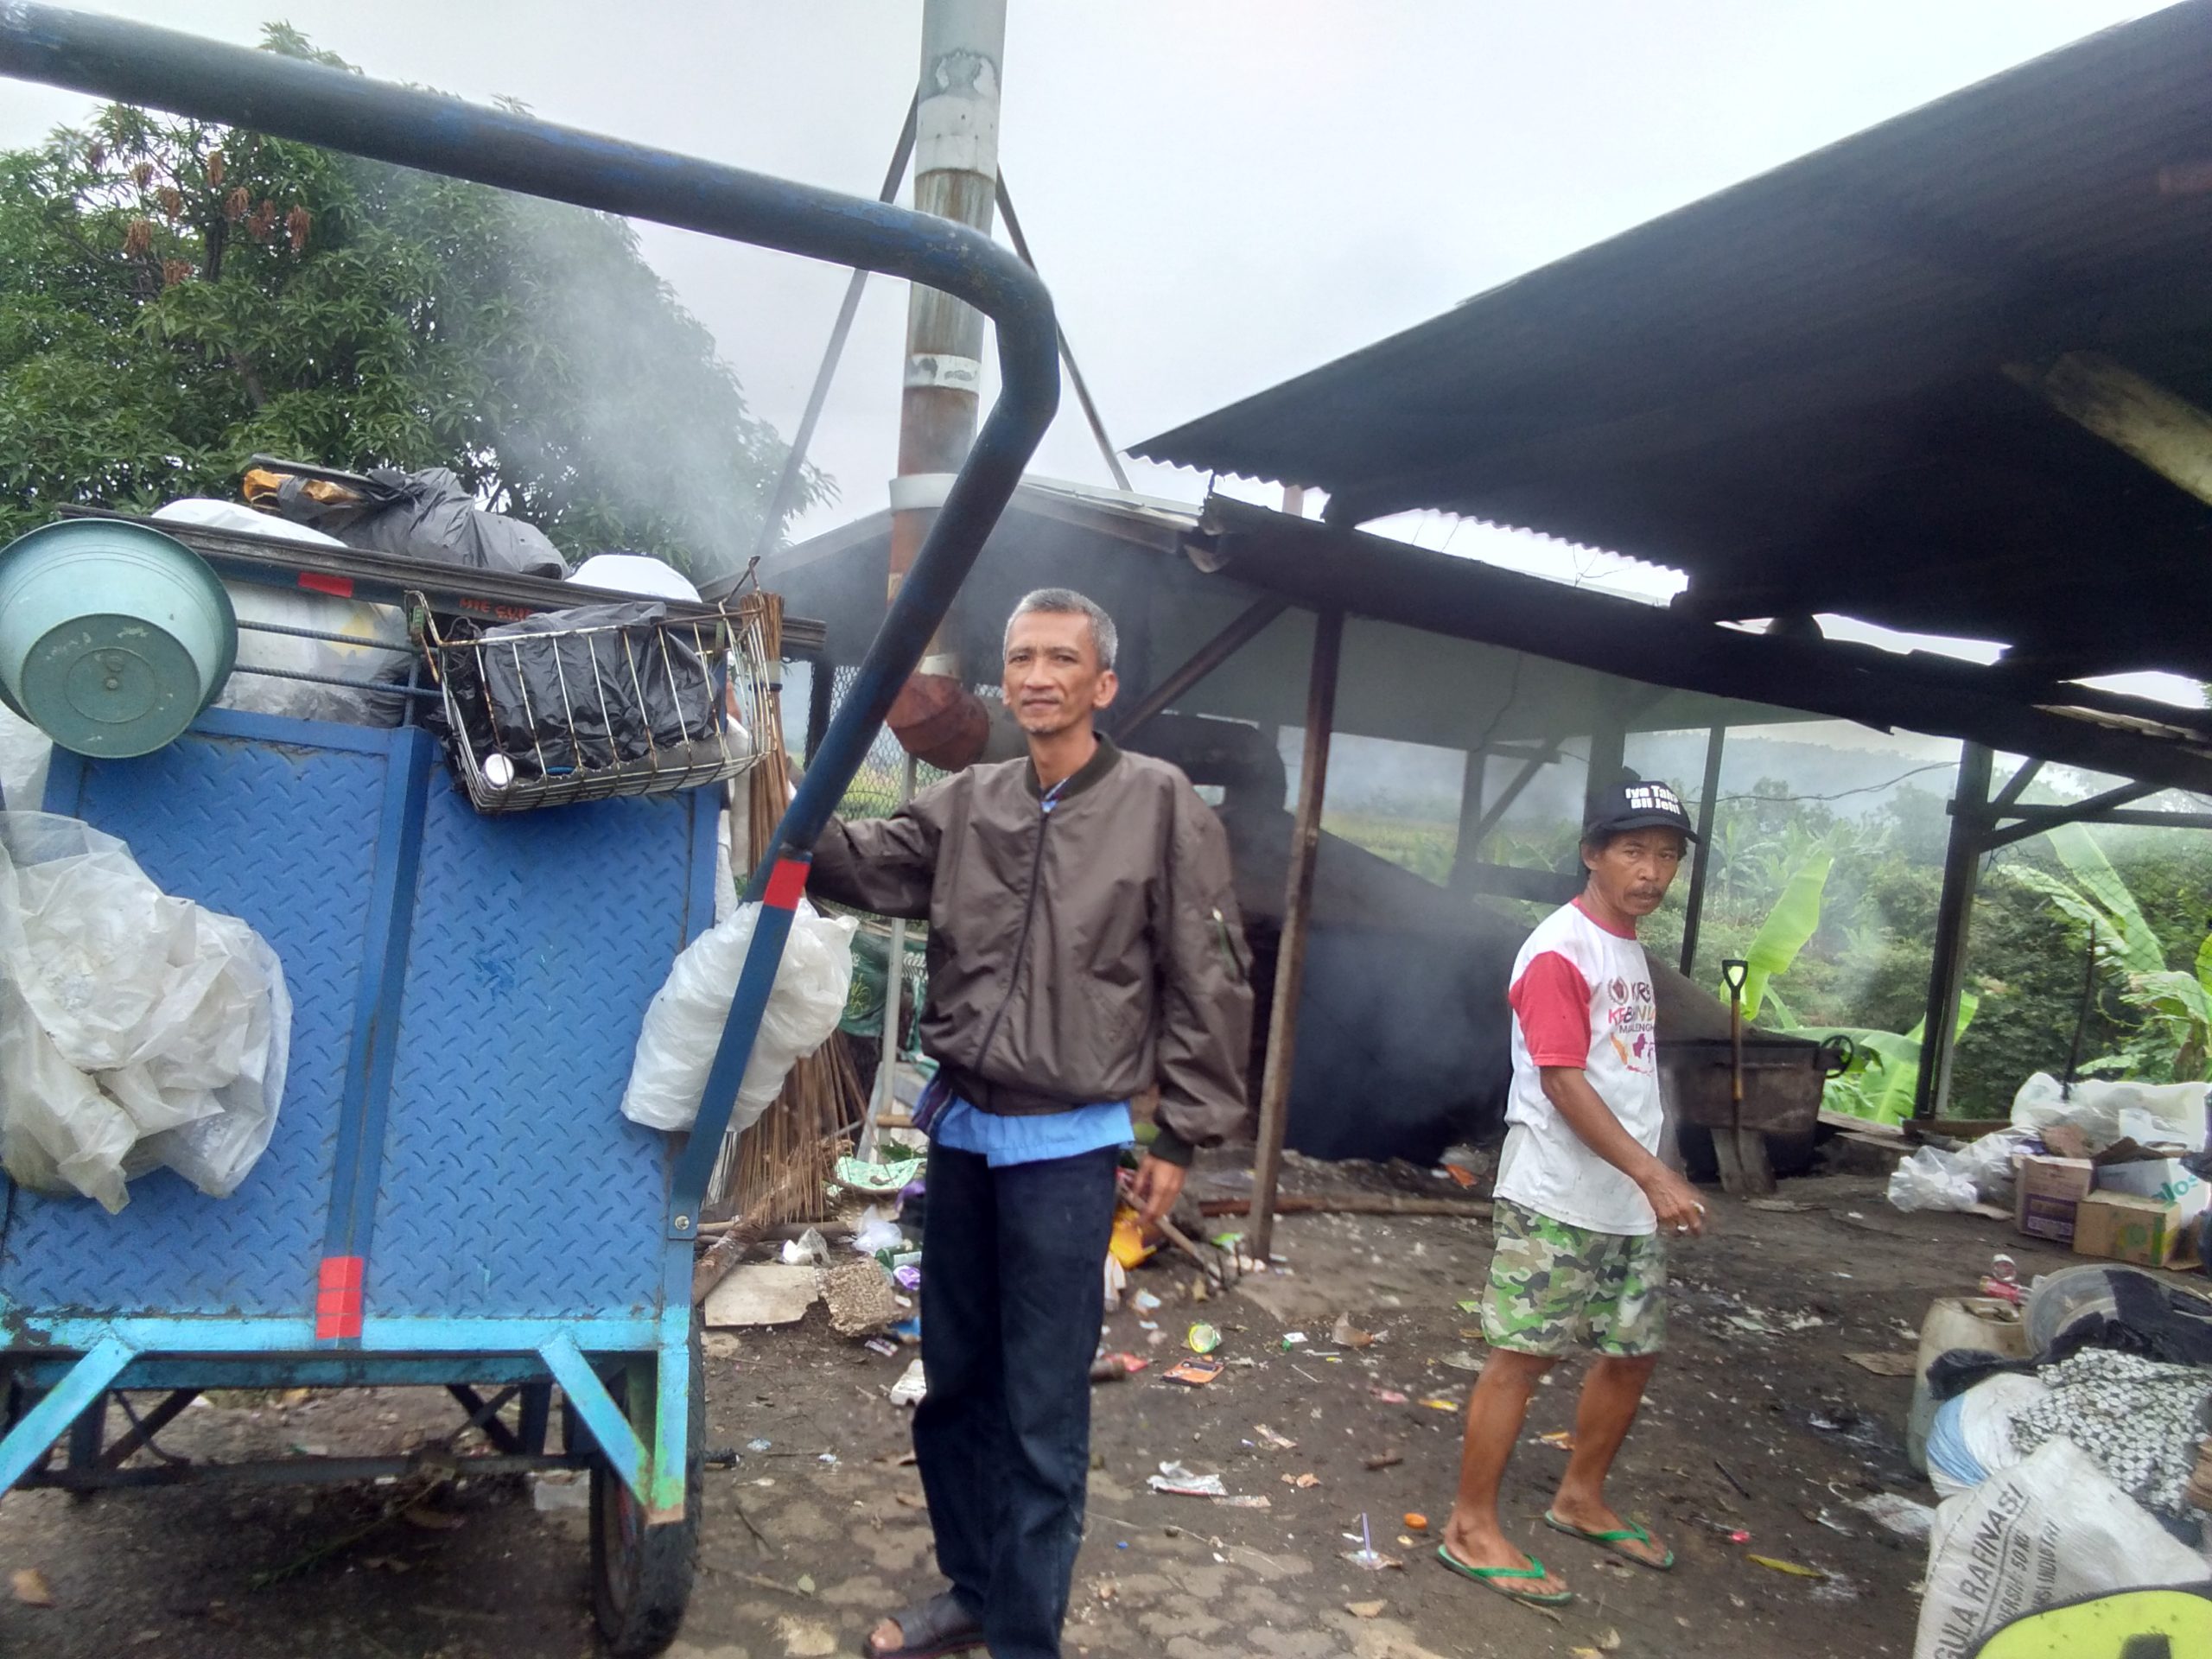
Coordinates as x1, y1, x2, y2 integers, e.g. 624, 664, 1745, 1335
1134, 2, 2212, 678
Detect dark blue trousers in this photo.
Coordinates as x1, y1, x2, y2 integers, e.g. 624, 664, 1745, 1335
914, 1142, 1119, 1659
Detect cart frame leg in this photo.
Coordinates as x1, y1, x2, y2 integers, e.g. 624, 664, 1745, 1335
540, 1330, 688, 1522
0, 1335, 135, 1493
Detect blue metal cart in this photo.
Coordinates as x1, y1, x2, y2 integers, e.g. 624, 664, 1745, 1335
0, 10, 1058, 1652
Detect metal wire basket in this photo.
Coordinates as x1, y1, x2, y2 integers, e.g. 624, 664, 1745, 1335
417, 592, 775, 813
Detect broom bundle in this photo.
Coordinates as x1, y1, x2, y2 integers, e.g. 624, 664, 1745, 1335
708, 590, 867, 1228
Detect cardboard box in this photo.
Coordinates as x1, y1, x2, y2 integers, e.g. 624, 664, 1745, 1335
2016, 1154, 2095, 1244
2094, 1154, 2209, 1229
2073, 1191, 2201, 1269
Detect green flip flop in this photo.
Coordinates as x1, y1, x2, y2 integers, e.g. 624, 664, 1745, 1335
1542, 1510, 1675, 1571
1433, 1542, 1576, 1606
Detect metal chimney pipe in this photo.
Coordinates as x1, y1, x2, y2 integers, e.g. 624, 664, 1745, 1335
889, 0, 1008, 671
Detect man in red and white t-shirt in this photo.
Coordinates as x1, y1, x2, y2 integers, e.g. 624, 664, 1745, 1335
1436, 780, 1708, 1608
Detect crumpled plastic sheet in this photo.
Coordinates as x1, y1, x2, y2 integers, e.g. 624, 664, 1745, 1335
620, 898, 856, 1134
0, 812, 290, 1211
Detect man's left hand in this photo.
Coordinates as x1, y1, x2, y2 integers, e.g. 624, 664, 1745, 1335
1129, 1155, 1186, 1227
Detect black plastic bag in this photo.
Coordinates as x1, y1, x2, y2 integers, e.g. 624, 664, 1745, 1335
266, 466, 569, 577
443, 601, 722, 778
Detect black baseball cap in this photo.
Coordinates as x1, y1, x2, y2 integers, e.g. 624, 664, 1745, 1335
1584, 778, 1699, 843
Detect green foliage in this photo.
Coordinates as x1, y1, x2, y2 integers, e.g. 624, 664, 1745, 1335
0, 25, 823, 580
1727, 849, 1832, 1020
1796, 995, 1978, 1126
2005, 822, 2212, 1084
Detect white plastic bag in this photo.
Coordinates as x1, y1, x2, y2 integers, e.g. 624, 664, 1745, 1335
620, 899, 856, 1133
851, 1205, 904, 1257
1888, 1146, 1982, 1214
2010, 1071, 2209, 1153
1915, 1439, 2207, 1659
0, 812, 290, 1209
0, 705, 51, 810
152, 499, 410, 728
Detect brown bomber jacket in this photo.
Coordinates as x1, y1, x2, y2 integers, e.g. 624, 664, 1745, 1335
807, 735, 1253, 1165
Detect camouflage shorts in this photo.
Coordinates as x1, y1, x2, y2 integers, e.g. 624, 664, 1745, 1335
1480, 1198, 1667, 1357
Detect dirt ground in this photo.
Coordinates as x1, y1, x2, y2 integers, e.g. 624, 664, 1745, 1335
0, 1160, 2124, 1659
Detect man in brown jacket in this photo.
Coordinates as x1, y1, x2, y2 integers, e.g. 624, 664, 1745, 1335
811, 589, 1251, 1659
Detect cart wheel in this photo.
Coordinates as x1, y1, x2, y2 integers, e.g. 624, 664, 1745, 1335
588, 1326, 702, 1657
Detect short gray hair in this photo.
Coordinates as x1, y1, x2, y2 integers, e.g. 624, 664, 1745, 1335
1004, 588, 1118, 671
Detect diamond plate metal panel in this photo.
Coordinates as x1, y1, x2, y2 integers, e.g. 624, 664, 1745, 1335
1, 731, 385, 1315
367, 773, 703, 1319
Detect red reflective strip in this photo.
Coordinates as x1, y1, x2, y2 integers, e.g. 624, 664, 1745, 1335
762, 856, 809, 912
299, 572, 353, 598
315, 1255, 365, 1338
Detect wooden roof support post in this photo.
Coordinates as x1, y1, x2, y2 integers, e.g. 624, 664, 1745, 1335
1912, 741, 1994, 1123
1249, 608, 1344, 1263
1677, 724, 1726, 977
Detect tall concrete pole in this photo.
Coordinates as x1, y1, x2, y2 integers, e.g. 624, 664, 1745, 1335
889, 0, 1007, 671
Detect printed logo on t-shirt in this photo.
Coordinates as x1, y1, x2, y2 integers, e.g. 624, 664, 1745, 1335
1605, 977, 1656, 1074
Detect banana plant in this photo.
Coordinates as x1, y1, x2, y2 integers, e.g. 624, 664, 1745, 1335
1719, 849, 1834, 1021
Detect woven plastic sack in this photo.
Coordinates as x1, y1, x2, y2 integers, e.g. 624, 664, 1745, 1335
620, 898, 856, 1133
1916, 1439, 2205, 1659
0, 812, 290, 1210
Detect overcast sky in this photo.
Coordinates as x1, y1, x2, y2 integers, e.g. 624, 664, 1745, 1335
0, 1, 2180, 672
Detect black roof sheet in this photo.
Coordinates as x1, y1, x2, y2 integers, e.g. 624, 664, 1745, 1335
1135, 3, 2212, 678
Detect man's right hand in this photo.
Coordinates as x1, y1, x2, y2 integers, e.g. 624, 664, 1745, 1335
1641, 1166, 1708, 1236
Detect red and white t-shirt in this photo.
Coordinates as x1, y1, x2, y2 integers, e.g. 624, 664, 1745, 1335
1497, 898, 1662, 1235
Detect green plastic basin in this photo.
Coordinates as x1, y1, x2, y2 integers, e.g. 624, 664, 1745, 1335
0, 519, 238, 758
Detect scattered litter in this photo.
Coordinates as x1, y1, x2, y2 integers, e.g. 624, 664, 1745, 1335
1403, 1512, 1428, 1531
1456, 1299, 1480, 1313
1844, 1351, 1916, 1377
1713, 1458, 1753, 1498
775, 1615, 836, 1657
864, 1336, 899, 1358
530, 1471, 588, 1511
747, 1438, 772, 1452
1363, 1452, 1404, 1471
1148, 1461, 1229, 1498
1132, 1289, 1163, 1314
1370, 1388, 1408, 1405
1186, 1322, 1222, 1354
1332, 1313, 1376, 1349
703, 1262, 820, 1328
1163, 1357, 1224, 1387
1438, 1350, 1485, 1374
850, 1205, 905, 1259
1344, 1512, 1402, 1571
1749, 1555, 1827, 1580
1281, 1471, 1321, 1490
11, 1568, 53, 1607
1747, 1198, 1813, 1212
1281, 1332, 1309, 1349
887, 1357, 927, 1408
1538, 1430, 1577, 1450
1345, 1599, 1386, 1618
823, 1255, 899, 1336
1848, 1493, 1936, 1544
1253, 1424, 1298, 1450
834, 1154, 918, 1193
779, 1228, 830, 1266
1090, 1352, 1149, 1382
1215, 1494, 1272, 1510
1419, 1397, 1459, 1413
1695, 1518, 1751, 1544
702, 1332, 741, 1362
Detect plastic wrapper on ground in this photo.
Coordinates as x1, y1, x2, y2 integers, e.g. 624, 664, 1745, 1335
620, 899, 857, 1134
0, 811, 290, 1210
